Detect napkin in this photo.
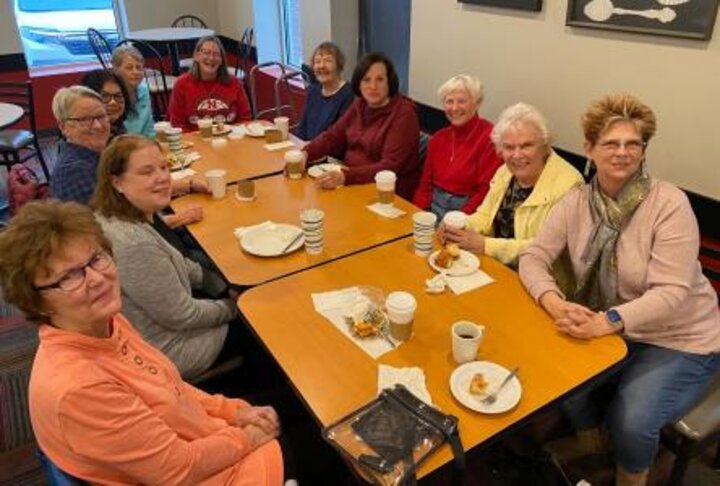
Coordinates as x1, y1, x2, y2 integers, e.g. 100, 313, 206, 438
264, 140, 296, 151
367, 203, 406, 219
446, 270, 494, 295
378, 365, 433, 406
311, 287, 398, 359
232, 221, 274, 241
171, 168, 197, 180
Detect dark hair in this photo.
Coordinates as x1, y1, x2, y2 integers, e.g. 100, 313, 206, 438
92, 134, 159, 222
190, 36, 232, 84
311, 41, 345, 73
81, 69, 130, 124
351, 52, 400, 99
0, 201, 112, 322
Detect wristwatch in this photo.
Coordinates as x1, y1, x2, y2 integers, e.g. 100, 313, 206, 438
605, 309, 625, 332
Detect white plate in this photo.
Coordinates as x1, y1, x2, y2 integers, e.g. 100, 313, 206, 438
244, 122, 268, 138
308, 163, 343, 178
428, 249, 480, 276
450, 361, 522, 414
241, 223, 304, 257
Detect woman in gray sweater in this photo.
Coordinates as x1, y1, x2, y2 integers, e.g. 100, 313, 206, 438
92, 134, 236, 380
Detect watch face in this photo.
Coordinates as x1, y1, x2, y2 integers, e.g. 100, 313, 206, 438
607, 309, 622, 324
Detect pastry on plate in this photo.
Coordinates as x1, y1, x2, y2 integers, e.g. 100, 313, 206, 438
469, 373, 489, 396
435, 243, 461, 269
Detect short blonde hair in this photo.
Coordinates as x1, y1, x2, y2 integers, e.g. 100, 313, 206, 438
437, 75, 484, 104
51, 86, 103, 122
0, 201, 112, 322
491, 102, 550, 149
582, 94, 657, 146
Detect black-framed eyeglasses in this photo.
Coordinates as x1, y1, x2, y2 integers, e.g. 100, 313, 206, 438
34, 250, 113, 293
65, 113, 110, 128
101, 92, 125, 104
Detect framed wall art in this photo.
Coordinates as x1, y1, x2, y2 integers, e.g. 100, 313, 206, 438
566, 0, 719, 40
458, 0, 542, 12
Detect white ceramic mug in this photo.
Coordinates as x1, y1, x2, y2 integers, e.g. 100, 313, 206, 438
451, 320, 485, 364
205, 169, 227, 199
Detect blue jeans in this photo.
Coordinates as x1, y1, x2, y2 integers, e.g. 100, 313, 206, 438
561, 340, 720, 472
430, 188, 469, 222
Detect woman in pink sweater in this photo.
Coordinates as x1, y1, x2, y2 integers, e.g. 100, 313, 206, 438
303, 52, 421, 200
0, 201, 284, 485
519, 94, 720, 486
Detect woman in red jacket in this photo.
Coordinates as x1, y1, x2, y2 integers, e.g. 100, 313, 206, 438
303, 52, 421, 200
168, 36, 251, 131
413, 75, 501, 219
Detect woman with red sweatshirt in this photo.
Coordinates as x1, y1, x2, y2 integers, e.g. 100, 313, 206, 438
169, 36, 251, 131
413, 75, 501, 219
303, 52, 420, 200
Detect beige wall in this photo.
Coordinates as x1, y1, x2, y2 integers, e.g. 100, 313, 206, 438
123, 0, 217, 31
409, 0, 720, 199
1, 0, 22, 55
217, 0, 254, 39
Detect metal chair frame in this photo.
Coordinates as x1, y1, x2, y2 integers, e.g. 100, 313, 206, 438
273, 70, 311, 130
171, 14, 208, 28
87, 28, 114, 69
230, 27, 255, 80
0, 80, 50, 181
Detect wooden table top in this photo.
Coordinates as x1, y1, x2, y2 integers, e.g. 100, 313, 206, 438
175, 130, 303, 183
171, 175, 418, 286
238, 239, 627, 478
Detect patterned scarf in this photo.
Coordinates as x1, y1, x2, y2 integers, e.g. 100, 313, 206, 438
574, 162, 651, 311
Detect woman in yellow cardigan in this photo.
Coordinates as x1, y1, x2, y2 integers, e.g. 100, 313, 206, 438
440, 102, 583, 267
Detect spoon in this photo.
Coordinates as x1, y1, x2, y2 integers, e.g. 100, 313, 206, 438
584, 0, 677, 23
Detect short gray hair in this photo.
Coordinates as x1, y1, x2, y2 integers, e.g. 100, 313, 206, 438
491, 102, 550, 148
111, 44, 144, 68
51, 86, 103, 122
437, 75, 484, 104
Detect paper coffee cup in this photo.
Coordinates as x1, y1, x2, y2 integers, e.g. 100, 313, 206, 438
198, 118, 213, 139
284, 150, 305, 180
451, 320, 485, 364
375, 170, 396, 206
274, 116, 290, 141
205, 169, 227, 199
386, 291, 417, 341
443, 210, 468, 230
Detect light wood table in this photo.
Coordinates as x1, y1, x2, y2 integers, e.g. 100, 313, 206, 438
238, 239, 627, 479
175, 130, 302, 183
171, 175, 417, 286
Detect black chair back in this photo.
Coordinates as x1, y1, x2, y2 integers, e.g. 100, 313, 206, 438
117, 39, 174, 120
87, 28, 114, 69
232, 27, 255, 80
171, 15, 208, 28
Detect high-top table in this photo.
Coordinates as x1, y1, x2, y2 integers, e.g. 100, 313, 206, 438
238, 239, 627, 479
171, 176, 417, 286
127, 27, 215, 75
0, 102, 23, 130
175, 130, 301, 183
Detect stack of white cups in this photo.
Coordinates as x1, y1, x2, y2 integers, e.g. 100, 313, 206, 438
165, 127, 183, 155
413, 211, 437, 256
300, 208, 324, 255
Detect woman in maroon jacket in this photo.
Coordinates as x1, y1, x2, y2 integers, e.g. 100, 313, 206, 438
303, 52, 421, 200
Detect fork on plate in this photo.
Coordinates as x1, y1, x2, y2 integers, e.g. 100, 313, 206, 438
481, 367, 520, 405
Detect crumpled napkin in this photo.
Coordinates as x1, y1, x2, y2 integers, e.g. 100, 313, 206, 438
378, 365, 433, 405
171, 168, 197, 180
233, 221, 274, 241
367, 203, 406, 219
424, 270, 495, 295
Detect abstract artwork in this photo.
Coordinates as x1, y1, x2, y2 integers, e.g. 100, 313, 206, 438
458, 0, 542, 12
566, 0, 719, 39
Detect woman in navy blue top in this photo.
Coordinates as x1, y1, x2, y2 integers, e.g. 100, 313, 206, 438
296, 42, 354, 141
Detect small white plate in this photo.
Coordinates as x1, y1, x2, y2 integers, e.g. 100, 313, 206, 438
308, 163, 343, 178
450, 361, 522, 414
241, 223, 304, 257
428, 249, 480, 276
244, 122, 268, 138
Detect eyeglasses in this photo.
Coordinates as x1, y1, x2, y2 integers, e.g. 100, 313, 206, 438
101, 92, 125, 104
65, 113, 110, 128
597, 139, 646, 154
198, 49, 222, 59
34, 250, 113, 293
501, 142, 538, 154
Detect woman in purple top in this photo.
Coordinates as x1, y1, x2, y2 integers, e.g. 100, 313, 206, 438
296, 42, 353, 141
519, 94, 720, 486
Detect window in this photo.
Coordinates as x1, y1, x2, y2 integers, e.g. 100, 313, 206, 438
280, 0, 303, 67
13, 0, 123, 69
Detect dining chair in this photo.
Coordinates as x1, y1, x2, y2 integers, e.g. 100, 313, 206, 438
248, 62, 295, 120
227, 27, 255, 82
86, 28, 114, 70
117, 39, 177, 121
0, 81, 51, 182
273, 70, 311, 130
171, 15, 209, 71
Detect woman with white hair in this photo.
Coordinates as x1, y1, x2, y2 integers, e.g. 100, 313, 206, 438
440, 102, 583, 268
413, 75, 501, 218
112, 44, 155, 137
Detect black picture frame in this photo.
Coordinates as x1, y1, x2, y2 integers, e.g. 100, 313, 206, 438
566, 0, 719, 40
458, 0, 542, 12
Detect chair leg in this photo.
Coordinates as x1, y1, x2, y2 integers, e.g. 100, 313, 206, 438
33, 139, 51, 182
668, 439, 693, 486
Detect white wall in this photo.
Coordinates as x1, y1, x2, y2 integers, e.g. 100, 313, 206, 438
409, 0, 720, 199
330, 0, 358, 76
